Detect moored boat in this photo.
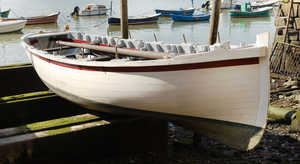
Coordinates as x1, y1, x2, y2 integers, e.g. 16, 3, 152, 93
0, 19, 26, 34
171, 13, 210, 22
71, 4, 107, 16
0, 9, 10, 18
5, 12, 60, 25
21, 31, 270, 150
108, 14, 160, 25
250, 0, 278, 9
155, 8, 195, 16
229, 3, 273, 17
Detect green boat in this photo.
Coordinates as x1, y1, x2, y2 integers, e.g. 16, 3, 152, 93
0, 9, 10, 18
229, 3, 272, 17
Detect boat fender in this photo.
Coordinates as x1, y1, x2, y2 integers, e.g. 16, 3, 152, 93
77, 33, 83, 40
155, 44, 164, 53
109, 37, 116, 46
171, 45, 178, 54
102, 37, 108, 45
117, 40, 126, 48
166, 45, 172, 53
137, 40, 144, 50
220, 41, 231, 50
127, 41, 136, 49
146, 43, 154, 51
189, 45, 197, 53
97, 37, 103, 44
86, 35, 91, 42
177, 45, 185, 54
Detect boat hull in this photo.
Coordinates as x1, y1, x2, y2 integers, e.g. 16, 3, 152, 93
155, 8, 195, 16
22, 32, 270, 150
108, 14, 160, 25
171, 14, 210, 22
0, 9, 10, 18
79, 9, 107, 16
5, 12, 60, 25
0, 20, 26, 34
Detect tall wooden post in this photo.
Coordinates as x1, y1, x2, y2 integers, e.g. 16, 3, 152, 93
208, 0, 221, 45
120, 0, 129, 39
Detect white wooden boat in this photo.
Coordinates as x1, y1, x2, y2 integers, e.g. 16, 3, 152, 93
21, 31, 270, 151
0, 19, 27, 34
71, 4, 107, 16
250, 0, 278, 8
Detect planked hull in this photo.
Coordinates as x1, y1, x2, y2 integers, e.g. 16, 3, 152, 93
22, 32, 270, 150
5, 12, 59, 25
0, 20, 26, 34
229, 7, 272, 18
108, 14, 160, 25
171, 14, 210, 22
155, 8, 195, 16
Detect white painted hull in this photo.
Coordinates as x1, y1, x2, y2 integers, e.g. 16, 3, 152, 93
0, 20, 26, 33
22, 33, 269, 129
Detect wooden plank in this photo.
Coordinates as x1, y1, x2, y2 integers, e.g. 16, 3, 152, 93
0, 114, 100, 138
0, 91, 55, 104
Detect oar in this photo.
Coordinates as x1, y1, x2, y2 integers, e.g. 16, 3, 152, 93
56, 40, 169, 60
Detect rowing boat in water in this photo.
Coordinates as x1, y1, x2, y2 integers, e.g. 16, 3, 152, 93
0, 9, 10, 18
0, 19, 26, 34
155, 8, 195, 16
21, 31, 270, 151
108, 14, 160, 25
5, 12, 60, 25
171, 14, 210, 22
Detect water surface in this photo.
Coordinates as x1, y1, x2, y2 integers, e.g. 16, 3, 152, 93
0, 0, 275, 66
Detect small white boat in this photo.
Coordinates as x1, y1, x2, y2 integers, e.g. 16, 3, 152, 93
22, 31, 270, 151
251, 0, 278, 8
0, 19, 27, 34
71, 4, 107, 16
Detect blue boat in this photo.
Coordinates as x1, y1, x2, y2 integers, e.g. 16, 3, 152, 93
171, 13, 210, 22
154, 8, 195, 16
108, 14, 160, 25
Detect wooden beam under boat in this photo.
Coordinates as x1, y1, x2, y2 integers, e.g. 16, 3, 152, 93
56, 40, 168, 59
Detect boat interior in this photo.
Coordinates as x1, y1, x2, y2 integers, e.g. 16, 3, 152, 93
24, 32, 253, 62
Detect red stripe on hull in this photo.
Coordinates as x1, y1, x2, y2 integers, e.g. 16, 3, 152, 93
32, 52, 259, 73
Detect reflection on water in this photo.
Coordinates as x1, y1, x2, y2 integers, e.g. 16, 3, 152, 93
0, 0, 276, 66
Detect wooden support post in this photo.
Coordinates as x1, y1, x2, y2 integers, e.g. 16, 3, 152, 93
120, 0, 128, 39
208, 0, 221, 45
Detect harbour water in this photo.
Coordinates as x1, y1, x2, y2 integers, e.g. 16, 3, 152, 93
0, 0, 275, 66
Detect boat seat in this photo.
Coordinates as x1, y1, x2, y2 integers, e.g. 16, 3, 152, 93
137, 40, 145, 50
86, 35, 91, 42
77, 33, 83, 40
177, 45, 185, 54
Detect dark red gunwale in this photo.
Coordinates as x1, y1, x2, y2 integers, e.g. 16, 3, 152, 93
31, 50, 259, 72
